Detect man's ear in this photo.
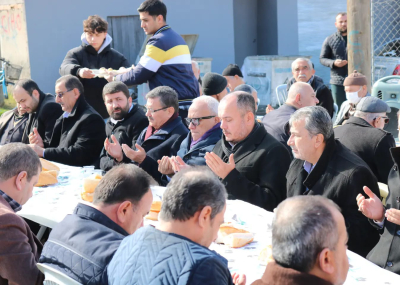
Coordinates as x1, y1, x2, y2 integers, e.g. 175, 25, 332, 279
128, 96, 133, 107
314, 133, 325, 148
73, 88, 80, 100
198, 206, 212, 228
318, 248, 335, 275
32, 90, 40, 101
116, 201, 132, 224
295, 93, 302, 105
312, 69, 316, 75
15, 171, 27, 192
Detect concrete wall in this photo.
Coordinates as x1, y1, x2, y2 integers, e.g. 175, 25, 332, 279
24, 0, 236, 93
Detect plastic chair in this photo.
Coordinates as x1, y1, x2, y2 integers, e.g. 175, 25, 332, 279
275, 84, 288, 106
332, 103, 338, 123
37, 263, 82, 285
378, 182, 389, 206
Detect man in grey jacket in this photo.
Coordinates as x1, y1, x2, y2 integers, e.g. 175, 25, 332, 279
320, 12, 348, 108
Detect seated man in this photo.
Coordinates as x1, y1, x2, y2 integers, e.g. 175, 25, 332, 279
0, 143, 43, 284
0, 106, 28, 145
29, 75, 106, 166
335, 70, 370, 126
39, 164, 154, 284
286, 106, 380, 257
111, 86, 188, 182
262, 82, 319, 153
107, 167, 245, 285
234, 84, 258, 111
157, 96, 222, 182
99, 81, 148, 171
12, 79, 63, 146
287, 58, 334, 117
202, 72, 228, 101
206, 92, 291, 211
335, 97, 395, 183
253, 196, 348, 285
222, 63, 245, 91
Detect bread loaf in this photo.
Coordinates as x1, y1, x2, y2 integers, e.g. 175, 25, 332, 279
36, 170, 58, 187
223, 233, 254, 248
81, 174, 102, 202
146, 200, 162, 221
40, 158, 60, 173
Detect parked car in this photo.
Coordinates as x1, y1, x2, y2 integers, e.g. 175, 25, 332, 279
374, 38, 400, 82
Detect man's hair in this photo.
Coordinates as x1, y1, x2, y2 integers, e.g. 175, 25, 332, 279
15, 79, 44, 97
138, 0, 167, 22
145, 86, 178, 113
336, 12, 347, 19
354, 110, 385, 122
234, 84, 257, 95
159, 166, 227, 222
102, 81, 130, 100
221, 91, 256, 116
56, 75, 84, 96
289, 106, 333, 141
0, 143, 41, 182
272, 196, 340, 273
93, 164, 156, 205
191, 95, 219, 116
83, 15, 108, 34
291, 58, 314, 71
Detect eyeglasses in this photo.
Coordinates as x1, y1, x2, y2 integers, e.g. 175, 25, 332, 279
56, 89, 73, 98
185, 116, 215, 127
373, 116, 389, 124
144, 106, 169, 114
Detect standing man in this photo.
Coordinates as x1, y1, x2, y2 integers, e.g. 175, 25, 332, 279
106, 0, 199, 120
60, 15, 130, 120
320, 12, 348, 108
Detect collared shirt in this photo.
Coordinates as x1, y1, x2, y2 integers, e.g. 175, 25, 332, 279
109, 104, 134, 125
303, 161, 316, 173
63, 112, 70, 118
0, 189, 21, 212
307, 75, 315, 85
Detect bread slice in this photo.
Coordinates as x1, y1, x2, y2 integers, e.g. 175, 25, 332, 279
81, 174, 102, 202
40, 158, 60, 173
36, 170, 58, 187
223, 233, 254, 248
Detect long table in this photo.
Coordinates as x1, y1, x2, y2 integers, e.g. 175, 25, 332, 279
18, 163, 400, 284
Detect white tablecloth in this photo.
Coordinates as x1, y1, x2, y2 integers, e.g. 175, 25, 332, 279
18, 163, 400, 284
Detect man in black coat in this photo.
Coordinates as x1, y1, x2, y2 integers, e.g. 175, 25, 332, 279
107, 86, 188, 183
335, 97, 395, 184
12, 79, 62, 147
59, 15, 130, 119
286, 106, 380, 257
0, 107, 28, 145
29, 75, 106, 167
205, 92, 291, 212
98, 82, 148, 171
287, 58, 334, 117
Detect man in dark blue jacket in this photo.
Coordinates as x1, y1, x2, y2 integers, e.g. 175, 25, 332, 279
106, 0, 199, 119
157, 96, 222, 183
39, 164, 155, 285
107, 166, 245, 285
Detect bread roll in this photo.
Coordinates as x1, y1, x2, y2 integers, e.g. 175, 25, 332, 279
150, 200, 162, 212
219, 223, 249, 237
223, 233, 254, 248
258, 245, 274, 265
40, 158, 60, 173
81, 174, 102, 202
146, 211, 159, 221
36, 170, 58, 187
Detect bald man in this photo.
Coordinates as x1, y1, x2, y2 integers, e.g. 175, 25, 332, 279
262, 82, 319, 152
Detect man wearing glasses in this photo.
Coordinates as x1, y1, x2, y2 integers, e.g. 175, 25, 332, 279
157, 96, 222, 184
106, 86, 187, 182
334, 96, 395, 184
28, 75, 106, 167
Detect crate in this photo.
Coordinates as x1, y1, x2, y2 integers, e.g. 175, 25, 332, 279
6, 64, 22, 81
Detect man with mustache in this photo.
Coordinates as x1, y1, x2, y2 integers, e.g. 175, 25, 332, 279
99, 82, 148, 171
286, 58, 334, 118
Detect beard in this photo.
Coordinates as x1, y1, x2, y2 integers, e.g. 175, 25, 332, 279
338, 27, 347, 34
110, 104, 130, 120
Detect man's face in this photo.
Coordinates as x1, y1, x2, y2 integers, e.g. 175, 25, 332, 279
331, 210, 349, 285
126, 189, 153, 234
55, 82, 78, 113
219, 97, 251, 144
85, 31, 107, 51
188, 101, 218, 141
20, 167, 40, 206
204, 204, 226, 248
145, 97, 173, 130
140, 12, 160, 35
344, 85, 367, 98
300, 86, 319, 107
105, 92, 132, 120
287, 119, 317, 161
293, 60, 314, 82
372, 113, 388, 130
335, 15, 347, 34
13, 86, 40, 114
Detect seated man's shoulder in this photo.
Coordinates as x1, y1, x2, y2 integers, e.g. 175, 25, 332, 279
0, 209, 28, 234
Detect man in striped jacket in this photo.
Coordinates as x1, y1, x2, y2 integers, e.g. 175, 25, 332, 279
107, 0, 199, 119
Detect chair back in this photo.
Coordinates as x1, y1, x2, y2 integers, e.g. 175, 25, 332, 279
275, 84, 288, 107
37, 263, 82, 285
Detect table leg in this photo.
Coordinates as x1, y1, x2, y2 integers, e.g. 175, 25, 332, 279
37, 225, 47, 240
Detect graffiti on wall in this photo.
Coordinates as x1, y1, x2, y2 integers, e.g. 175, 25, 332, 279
0, 4, 23, 40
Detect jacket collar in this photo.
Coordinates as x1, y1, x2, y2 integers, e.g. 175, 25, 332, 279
390, 147, 400, 168
256, 262, 333, 285
154, 25, 170, 36
108, 104, 139, 127
184, 126, 222, 154
344, 116, 373, 128
74, 203, 129, 236
147, 116, 183, 138
67, 95, 87, 119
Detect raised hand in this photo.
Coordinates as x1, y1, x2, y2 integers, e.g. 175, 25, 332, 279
169, 156, 189, 173
386, 209, 400, 226
157, 156, 174, 175
356, 186, 385, 221
205, 152, 235, 179
28, 128, 44, 148
122, 143, 146, 164
78, 68, 95, 79
104, 135, 123, 162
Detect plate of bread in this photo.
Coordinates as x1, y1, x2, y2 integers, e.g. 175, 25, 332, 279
92, 66, 133, 78
81, 173, 103, 202
36, 158, 60, 187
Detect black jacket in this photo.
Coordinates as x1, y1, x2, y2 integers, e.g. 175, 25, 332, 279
59, 40, 130, 118
44, 95, 106, 166
262, 103, 296, 154
99, 105, 148, 171
320, 31, 348, 85
212, 123, 291, 211
287, 75, 334, 117
367, 147, 400, 274
286, 136, 380, 257
136, 116, 188, 184
334, 116, 396, 184
39, 203, 129, 284
0, 108, 28, 144
21, 93, 63, 147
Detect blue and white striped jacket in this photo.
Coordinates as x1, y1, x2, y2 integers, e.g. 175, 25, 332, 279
116, 25, 199, 110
